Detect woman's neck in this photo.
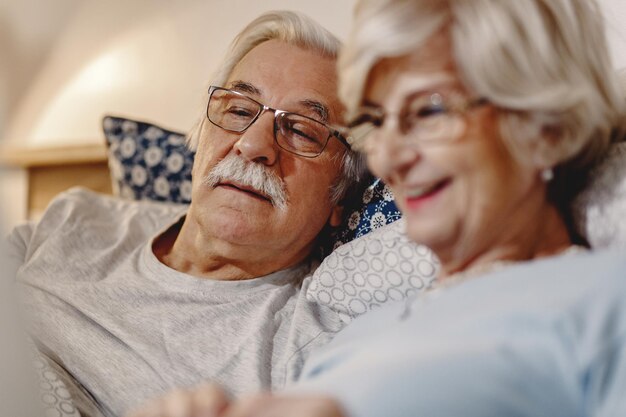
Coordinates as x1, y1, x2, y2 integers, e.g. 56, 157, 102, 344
437, 202, 573, 280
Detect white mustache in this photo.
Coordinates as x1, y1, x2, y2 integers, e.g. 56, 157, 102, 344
203, 155, 288, 210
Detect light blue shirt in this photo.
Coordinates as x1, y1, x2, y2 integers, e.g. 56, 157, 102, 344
293, 249, 626, 417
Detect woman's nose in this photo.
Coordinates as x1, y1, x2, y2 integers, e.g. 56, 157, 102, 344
365, 125, 421, 188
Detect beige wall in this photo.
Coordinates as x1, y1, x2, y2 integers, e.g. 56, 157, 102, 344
3, 0, 355, 147
1, 0, 81, 228
0, 0, 81, 140
3, 0, 626, 148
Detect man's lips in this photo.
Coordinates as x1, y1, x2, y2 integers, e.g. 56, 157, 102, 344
217, 182, 271, 202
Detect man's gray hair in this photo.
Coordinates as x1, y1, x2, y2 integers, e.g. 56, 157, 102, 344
188, 10, 365, 205
340, 0, 626, 204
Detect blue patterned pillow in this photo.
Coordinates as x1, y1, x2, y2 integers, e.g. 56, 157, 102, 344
102, 116, 195, 204
331, 175, 402, 250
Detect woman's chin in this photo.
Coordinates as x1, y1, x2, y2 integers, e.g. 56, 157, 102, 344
404, 214, 456, 254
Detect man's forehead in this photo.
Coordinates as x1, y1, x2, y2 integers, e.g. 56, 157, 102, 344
223, 40, 341, 122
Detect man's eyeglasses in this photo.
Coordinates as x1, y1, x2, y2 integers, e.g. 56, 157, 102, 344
206, 86, 349, 158
348, 92, 488, 151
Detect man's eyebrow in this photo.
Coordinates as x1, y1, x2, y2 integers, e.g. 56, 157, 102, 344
300, 99, 329, 123
227, 81, 330, 122
227, 80, 262, 96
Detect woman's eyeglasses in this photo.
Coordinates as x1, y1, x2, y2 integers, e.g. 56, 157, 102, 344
348, 92, 488, 151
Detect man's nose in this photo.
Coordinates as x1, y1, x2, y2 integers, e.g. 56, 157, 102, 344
233, 111, 278, 165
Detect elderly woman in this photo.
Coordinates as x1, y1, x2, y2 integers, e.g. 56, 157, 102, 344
129, 0, 626, 416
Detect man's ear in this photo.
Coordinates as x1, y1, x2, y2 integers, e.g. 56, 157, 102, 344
329, 205, 344, 227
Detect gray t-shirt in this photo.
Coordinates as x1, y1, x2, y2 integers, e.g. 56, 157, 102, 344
8, 188, 342, 417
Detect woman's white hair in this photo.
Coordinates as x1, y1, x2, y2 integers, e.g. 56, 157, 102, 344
187, 10, 365, 204
340, 0, 626, 205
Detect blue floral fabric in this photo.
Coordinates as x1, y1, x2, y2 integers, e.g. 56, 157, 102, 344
102, 116, 195, 204
331, 176, 402, 250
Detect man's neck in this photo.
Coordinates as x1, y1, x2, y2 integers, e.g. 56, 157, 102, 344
152, 215, 310, 280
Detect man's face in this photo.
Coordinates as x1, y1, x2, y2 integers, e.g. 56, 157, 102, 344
189, 39, 345, 267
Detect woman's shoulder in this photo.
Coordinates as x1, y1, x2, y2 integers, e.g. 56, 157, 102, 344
440, 248, 626, 320
508, 248, 625, 294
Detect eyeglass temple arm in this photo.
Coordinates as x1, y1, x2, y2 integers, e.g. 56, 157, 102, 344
331, 128, 352, 150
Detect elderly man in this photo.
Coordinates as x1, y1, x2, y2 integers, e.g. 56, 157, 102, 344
8, 11, 363, 417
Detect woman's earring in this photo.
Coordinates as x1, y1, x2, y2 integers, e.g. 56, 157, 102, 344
541, 168, 554, 182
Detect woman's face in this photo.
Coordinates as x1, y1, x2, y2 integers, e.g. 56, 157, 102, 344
362, 31, 546, 267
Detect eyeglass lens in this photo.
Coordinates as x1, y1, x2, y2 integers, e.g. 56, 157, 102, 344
350, 93, 470, 146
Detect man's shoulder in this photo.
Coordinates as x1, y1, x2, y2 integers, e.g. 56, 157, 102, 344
44, 187, 186, 227
29, 187, 187, 250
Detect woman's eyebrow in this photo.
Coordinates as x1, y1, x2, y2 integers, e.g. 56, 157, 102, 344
368, 82, 466, 109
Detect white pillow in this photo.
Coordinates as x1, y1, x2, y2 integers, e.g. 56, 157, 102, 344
573, 141, 626, 248
307, 219, 439, 324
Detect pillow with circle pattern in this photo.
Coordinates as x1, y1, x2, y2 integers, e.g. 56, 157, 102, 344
309, 219, 439, 324
102, 115, 195, 204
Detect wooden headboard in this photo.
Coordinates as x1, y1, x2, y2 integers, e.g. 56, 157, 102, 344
0, 143, 112, 219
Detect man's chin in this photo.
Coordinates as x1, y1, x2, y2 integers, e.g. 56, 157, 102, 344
187, 190, 288, 252
207, 213, 270, 245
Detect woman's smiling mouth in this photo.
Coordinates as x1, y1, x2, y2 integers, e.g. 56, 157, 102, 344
404, 178, 452, 209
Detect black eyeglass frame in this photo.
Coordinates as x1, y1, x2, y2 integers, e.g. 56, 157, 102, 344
206, 86, 350, 158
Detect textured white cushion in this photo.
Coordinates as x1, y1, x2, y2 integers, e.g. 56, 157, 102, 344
571, 68, 625, 248
573, 141, 626, 248
307, 220, 439, 324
